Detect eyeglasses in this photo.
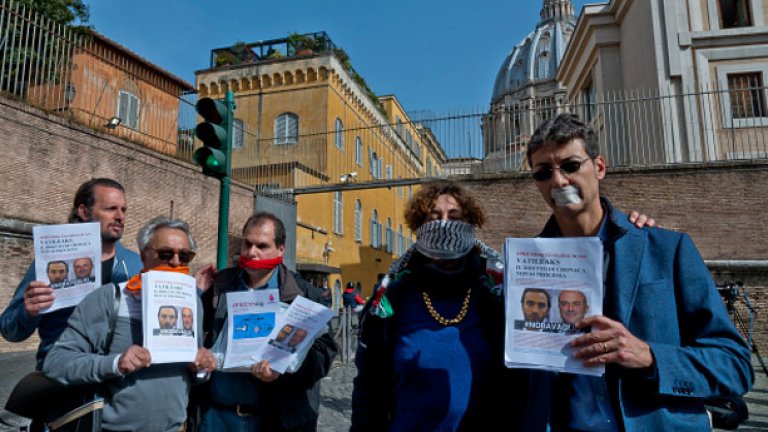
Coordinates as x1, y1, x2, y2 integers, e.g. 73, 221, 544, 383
531, 157, 593, 182
151, 248, 196, 264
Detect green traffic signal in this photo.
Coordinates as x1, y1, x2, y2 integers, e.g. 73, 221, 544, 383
195, 96, 233, 178
193, 147, 227, 177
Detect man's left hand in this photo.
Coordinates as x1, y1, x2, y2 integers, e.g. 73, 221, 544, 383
628, 211, 656, 228
572, 315, 654, 369
251, 359, 281, 383
195, 264, 217, 292
190, 348, 217, 372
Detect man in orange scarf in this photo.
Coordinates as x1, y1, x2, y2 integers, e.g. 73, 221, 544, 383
44, 216, 217, 431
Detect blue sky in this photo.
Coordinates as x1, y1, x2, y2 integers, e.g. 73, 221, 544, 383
88, 0, 590, 113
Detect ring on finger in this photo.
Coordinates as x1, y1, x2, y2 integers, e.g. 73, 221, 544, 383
602, 342, 609, 353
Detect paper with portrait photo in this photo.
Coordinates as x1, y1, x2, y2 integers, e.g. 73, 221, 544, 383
504, 237, 604, 376
33, 222, 101, 313
253, 296, 334, 374
220, 289, 280, 371
141, 270, 199, 363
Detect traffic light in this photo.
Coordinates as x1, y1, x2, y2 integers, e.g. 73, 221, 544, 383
194, 96, 233, 178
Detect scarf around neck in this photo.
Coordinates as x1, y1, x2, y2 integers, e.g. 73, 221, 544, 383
125, 265, 190, 293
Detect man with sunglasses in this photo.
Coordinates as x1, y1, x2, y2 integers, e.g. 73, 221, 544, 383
199, 211, 337, 432
520, 113, 753, 431
1, 178, 142, 371
44, 216, 217, 432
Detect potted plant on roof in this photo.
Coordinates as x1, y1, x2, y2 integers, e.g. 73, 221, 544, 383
288, 32, 322, 56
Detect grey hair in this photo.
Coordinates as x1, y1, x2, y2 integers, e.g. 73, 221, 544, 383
136, 216, 197, 252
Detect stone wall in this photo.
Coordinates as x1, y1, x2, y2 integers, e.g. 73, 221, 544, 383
465, 162, 768, 349
0, 97, 254, 353
1, 95, 766, 356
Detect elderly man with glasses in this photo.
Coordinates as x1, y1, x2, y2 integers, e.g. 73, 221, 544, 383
519, 113, 753, 431
43, 216, 217, 432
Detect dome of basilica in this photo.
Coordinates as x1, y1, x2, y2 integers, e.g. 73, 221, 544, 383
491, 0, 576, 104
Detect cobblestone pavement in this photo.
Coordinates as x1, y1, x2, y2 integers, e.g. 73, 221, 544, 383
0, 351, 766, 431
317, 360, 355, 432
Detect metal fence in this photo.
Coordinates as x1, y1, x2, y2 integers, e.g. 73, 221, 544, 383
0, 0, 199, 157
3, 0, 767, 196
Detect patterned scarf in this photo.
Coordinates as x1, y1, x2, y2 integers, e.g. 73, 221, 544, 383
370, 238, 504, 319
415, 220, 475, 260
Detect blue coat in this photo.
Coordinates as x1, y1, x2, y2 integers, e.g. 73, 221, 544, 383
0, 242, 141, 369
523, 199, 753, 431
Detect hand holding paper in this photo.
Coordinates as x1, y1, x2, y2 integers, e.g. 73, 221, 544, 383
251, 359, 280, 382
118, 345, 152, 374
191, 348, 218, 373
572, 315, 654, 369
23, 282, 54, 316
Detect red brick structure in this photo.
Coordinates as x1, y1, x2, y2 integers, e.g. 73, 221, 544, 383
0, 97, 253, 352
1, 95, 766, 354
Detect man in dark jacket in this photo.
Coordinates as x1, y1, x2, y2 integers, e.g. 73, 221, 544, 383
342, 282, 364, 310
200, 212, 337, 432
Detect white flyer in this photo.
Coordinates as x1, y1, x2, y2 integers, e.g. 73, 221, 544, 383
253, 296, 334, 374
141, 270, 199, 364
504, 237, 604, 376
223, 289, 280, 371
33, 222, 102, 313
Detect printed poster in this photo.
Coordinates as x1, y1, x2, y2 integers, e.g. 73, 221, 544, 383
33, 222, 101, 313
253, 296, 334, 374
504, 237, 604, 376
223, 289, 280, 371
141, 270, 198, 363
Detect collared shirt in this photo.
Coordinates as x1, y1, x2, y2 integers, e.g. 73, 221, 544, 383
565, 213, 619, 432
239, 268, 279, 291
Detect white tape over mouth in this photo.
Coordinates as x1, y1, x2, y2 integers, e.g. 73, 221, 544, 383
551, 185, 581, 206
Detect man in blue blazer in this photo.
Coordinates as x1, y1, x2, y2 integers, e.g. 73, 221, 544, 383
522, 113, 753, 431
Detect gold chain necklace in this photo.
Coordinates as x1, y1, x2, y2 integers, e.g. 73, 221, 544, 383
422, 288, 472, 326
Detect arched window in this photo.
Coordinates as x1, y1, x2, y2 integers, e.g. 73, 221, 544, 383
354, 200, 362, 242
355, 136, 363, 166
333, 280, 342, 311
333, 191, 343, 234
535, 35, 551, 80
370, 209, 379, 248
385, 218, 393, 253
398, 225, 404, 256
334, 118, 344, 149
117, 90, 140, 129
274, 112, 298, 144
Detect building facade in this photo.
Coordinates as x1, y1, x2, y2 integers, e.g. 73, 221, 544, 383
557, 0, 768, 165
26, 28, 194, 157
194, 33, 445, 301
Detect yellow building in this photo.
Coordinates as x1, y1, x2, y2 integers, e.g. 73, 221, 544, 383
195, 32, 446, 303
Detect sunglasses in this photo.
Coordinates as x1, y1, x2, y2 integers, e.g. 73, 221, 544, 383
151, 248, 196, 264
531, 157, 592, 182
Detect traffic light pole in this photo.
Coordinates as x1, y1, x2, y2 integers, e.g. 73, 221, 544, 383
217, 90, 235, 270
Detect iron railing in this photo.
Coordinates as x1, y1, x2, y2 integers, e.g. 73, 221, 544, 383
2, 0, 767, 197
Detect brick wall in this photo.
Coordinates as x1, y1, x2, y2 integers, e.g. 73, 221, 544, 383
464, 162, 768, 349
2, 95, 767, 355
0, 97, 254, 353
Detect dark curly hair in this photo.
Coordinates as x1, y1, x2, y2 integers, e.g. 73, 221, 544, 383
405, 180, 485, 231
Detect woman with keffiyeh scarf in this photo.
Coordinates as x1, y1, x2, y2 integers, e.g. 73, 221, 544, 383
350, 180, 526, 432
